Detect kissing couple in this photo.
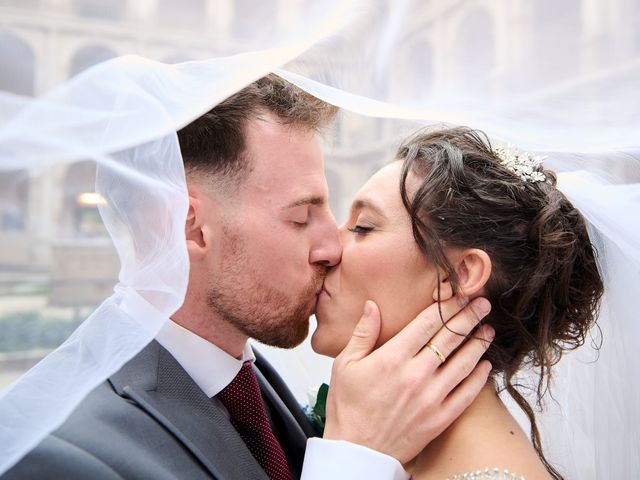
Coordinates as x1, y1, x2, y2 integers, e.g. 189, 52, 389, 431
5, 75, 601, 480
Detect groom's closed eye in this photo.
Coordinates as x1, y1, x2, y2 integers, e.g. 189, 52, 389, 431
283, 195, 326, 227
289, 206, 309, 226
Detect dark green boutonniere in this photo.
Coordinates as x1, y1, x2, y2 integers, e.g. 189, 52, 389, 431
304, 383, 329, 436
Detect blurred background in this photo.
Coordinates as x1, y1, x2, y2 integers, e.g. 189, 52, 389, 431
1, 0, 639, 392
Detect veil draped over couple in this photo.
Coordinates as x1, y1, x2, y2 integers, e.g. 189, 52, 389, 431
0, 1, 639, 479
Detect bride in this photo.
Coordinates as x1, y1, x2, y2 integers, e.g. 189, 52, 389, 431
312, 127, 604, 479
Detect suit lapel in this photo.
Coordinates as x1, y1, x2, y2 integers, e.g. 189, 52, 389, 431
110, 341, 268, 480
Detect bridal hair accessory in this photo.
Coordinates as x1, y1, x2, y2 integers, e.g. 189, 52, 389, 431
426, 342, 446, 364
493, 144, 547, 183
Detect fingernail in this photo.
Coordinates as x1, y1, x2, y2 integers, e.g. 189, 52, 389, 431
363, 301, 373, 319
472, 298, 491, 317
485, 325, 495, 341
484, 361, 493, 373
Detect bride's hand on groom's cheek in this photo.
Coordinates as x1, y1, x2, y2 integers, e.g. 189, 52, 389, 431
322, 296, 494, 464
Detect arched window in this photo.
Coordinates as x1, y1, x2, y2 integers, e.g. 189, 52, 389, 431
0, 32, 36, 96
68, 45, 117, 78
0, 170, 29, 232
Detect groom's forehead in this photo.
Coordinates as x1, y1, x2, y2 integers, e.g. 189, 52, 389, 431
244, 149, 326, 196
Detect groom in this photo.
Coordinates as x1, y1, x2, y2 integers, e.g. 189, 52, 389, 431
4, 75, 493, 479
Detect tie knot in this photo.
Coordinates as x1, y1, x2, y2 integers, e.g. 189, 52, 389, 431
217, 361, 262, 420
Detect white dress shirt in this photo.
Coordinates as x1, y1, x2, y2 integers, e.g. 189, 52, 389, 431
156, 319, 409, 480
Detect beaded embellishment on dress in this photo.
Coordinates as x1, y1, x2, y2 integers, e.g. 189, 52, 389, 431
446, 467, 525, 480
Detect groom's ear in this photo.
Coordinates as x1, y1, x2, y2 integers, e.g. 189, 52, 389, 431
185, 183, 219, 262
450, 248, 492, 297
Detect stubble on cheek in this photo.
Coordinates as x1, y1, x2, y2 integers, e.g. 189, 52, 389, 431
206, 226, 326, 348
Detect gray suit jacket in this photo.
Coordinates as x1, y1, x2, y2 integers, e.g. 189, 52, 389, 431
3, 341, 315, 480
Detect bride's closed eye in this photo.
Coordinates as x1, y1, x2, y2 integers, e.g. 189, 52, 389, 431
347, 225, 375, 235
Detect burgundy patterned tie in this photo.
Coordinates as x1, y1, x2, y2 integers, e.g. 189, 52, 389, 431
217, 361, 292, 480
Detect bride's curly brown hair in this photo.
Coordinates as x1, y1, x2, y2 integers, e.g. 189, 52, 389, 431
396, 127, 604, 480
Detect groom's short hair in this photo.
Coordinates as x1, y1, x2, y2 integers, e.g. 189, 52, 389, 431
178, 74, 337, 190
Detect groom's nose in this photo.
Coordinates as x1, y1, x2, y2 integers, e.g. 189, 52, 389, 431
309, 214, 342, 268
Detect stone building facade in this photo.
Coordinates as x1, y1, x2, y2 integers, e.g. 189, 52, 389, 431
1, 0, 638, 300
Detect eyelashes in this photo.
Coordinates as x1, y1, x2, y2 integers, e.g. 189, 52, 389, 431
347, 225, 374, 235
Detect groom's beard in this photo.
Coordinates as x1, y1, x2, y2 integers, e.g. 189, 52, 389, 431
206, 229, 324, 349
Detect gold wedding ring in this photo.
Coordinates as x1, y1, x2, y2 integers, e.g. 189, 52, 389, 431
426, 342, 446, 364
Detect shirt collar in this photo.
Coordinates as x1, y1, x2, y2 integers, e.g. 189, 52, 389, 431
155, 318, 255, 398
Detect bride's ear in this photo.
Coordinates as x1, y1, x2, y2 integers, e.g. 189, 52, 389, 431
431, 270, 454, 302
451, 248, 492, 297
432, 248, 492, 301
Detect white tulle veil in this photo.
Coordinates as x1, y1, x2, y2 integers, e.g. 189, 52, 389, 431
0, 0, 638, 477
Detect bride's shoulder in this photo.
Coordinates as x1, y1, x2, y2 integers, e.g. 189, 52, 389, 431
410, 428, 553, 479
409, 391, 554, 480
410, 440, 552, 480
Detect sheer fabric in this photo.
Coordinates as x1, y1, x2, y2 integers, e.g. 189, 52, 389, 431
1, 1, 638, 477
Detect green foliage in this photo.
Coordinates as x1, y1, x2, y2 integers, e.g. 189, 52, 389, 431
303, 382, 329, 436
313, 382, 329, 419
0, 311, 79, 352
